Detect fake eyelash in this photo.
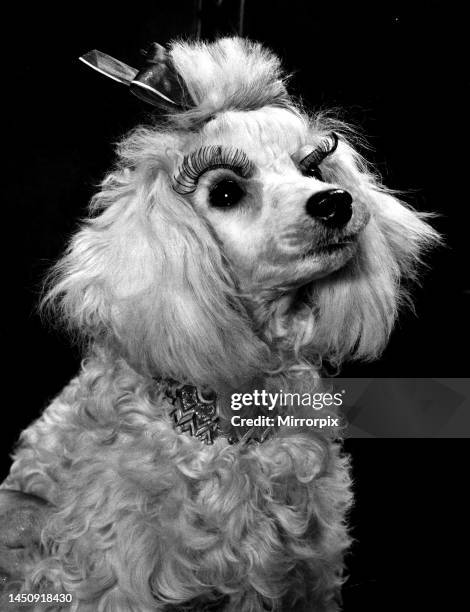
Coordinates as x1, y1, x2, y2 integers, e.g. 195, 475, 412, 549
173, 146, 255, 195
298, 132, 339, 172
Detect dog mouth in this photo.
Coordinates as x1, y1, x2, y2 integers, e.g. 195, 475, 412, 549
304, 234, 358, 257
302, 205, 371, 258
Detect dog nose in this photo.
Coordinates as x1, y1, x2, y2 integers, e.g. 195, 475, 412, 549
306, 189, 353, 227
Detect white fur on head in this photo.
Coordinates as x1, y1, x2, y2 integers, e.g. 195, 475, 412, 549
42, 144, 272, 389
43, 38, 440, 385
169, 37, 291, 126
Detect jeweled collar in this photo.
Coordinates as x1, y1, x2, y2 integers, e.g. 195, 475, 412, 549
161, 379, 274, 446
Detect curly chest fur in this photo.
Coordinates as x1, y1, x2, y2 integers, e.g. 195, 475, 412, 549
4, 357, 351, 611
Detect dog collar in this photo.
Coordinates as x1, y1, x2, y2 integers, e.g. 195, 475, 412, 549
162, 379, 222, 445
161, 379, 274, 446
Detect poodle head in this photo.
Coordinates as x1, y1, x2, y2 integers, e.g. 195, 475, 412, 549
44, 38, 439, 387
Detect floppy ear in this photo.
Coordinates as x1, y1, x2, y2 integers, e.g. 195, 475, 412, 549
363, 187, 440, 280
43, 166, 270, 389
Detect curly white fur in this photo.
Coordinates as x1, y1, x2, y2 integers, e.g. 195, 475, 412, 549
2, 38, 438, 611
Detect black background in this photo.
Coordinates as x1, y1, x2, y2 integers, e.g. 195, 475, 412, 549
3, 1, 468, 610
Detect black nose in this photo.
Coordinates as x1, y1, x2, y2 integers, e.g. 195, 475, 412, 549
306, 189, 353, 227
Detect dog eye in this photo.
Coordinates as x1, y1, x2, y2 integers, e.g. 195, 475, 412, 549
208, 179, 245, 208
297, 133, 338, 181
302, 165, 323, 181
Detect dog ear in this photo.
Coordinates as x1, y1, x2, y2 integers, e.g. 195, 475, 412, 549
43, 167, 270, 389
363, 188, 440, 280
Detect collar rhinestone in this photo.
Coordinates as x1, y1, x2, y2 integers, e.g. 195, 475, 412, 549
163, 380, 222, 445
161, 380, 274, 446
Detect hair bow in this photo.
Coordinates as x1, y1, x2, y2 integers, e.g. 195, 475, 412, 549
79, 43, 189, 110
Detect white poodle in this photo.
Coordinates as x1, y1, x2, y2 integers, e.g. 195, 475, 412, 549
0, 38, 438, 611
